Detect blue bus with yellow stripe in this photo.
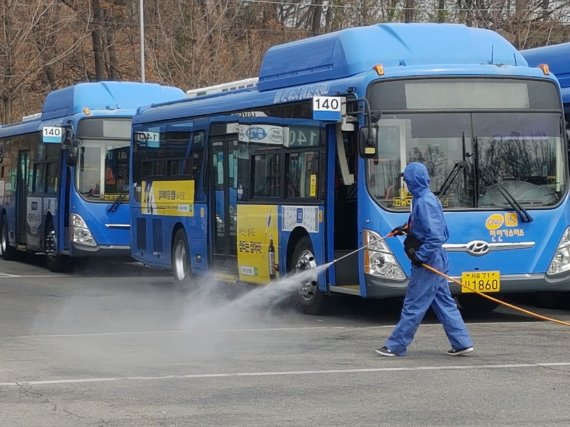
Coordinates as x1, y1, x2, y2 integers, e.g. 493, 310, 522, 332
0, 82, 185, 271
130, 23, 570, 313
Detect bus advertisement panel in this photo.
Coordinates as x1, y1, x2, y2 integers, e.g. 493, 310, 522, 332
130, 23, 570, 314
0, 81, 185, 271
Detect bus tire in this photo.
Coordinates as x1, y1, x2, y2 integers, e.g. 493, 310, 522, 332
172, 229, 192, 289
291, 236, 328, 315
45, 219, 67, 272
0, 214, 17, 260
457, 295, 499, 313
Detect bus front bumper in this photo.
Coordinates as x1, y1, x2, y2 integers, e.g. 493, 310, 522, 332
70, 243, 130, 258
364, 272, 570, 299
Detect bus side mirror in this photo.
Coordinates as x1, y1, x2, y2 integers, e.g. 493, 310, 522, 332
63, 134, 79, 167
359, 126, 377, 158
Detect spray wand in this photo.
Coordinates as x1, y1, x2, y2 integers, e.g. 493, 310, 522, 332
330, 231, 397, 266
329, 228, 570, 328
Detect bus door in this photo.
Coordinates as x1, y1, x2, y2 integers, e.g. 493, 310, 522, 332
331, 122, 359, 288
209, 121, 239, 275
15, 150, 30, 244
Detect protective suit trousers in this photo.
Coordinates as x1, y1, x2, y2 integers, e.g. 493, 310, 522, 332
385, 267, 473, 356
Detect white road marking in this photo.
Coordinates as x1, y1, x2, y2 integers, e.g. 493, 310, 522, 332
0, 274, 137, 278
0, 274, 59, 278
6, 321, 565, 339
12, 321, 557, 339
0, 272, 19, 277
9, 326, 381, 338
1, 362, 569, 387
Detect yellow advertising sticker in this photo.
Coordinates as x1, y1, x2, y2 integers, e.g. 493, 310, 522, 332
485, 214, 504, 230
485, 212, 523, 242
141, 180, 195, 216
237, 204, 279, 284
504, 212, 518, 227
310, 174, 317, 197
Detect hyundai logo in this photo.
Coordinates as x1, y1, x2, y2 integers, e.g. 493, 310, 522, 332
466, 240, 491, 256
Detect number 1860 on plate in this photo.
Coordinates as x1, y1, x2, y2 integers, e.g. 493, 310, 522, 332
460, 271, 500, 293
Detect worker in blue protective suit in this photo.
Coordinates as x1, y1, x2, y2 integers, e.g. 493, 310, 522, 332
376, 162, 474, 357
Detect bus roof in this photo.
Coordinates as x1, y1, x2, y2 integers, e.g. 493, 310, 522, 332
134, 23, 546, 125
0, 116, 41, 138
521, 43, 570, 102
41, 81, 185, 120
258, 23, 526, 91
187, 78, 259, 97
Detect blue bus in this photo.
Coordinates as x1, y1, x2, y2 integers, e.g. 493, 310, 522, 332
522, 43, 570, 133
0, 81, 185, 271
130, 23, 570, 314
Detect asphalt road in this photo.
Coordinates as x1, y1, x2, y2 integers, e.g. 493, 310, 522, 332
1, 255, 570, 426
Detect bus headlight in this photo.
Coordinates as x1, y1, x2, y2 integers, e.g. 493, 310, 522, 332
547, 227, 570, 275
363, 229, 405, 280
71, 214, 97, 247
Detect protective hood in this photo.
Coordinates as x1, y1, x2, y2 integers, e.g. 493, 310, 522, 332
403, 162, 430, 197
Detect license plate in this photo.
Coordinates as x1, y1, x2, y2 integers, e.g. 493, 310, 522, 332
460, 271, 500, 293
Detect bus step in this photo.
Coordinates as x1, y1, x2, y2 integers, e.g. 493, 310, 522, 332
330, 284, 360, 296
333, 249, 359, 285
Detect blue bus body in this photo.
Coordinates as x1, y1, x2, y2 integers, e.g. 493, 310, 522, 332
522, 42, 570, 124
130, 23, 570, 313
0, 81, 185, 270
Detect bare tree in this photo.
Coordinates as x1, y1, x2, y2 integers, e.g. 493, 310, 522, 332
2, 0, 570, 123
1, 1, 86, 122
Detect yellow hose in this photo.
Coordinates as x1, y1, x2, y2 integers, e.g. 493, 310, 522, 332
332, 231, 570, 327
421, 263, 570, 327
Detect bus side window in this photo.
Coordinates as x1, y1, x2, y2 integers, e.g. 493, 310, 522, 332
304, 152, 319, 197
287, 151, 319, 198
252, 152, 280, 197
32, 163, 43, 193
45, 145, 59, 194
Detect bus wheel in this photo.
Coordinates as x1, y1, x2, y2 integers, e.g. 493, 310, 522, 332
45, 220, 66, 272
291, 236, 328, 315
172, 229, 191, 289
0, 215, 17, 260
457, 295, 499, 313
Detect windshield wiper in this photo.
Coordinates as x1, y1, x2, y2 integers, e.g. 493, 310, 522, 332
479, 168, 533, 223
107, 191, 128, 213
436, 161, 467, 197
437, 133, 471, 198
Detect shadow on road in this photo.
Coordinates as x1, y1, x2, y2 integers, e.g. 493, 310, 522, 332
0, 252, 168, 278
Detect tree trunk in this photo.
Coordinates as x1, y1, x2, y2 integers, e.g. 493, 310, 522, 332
437, 0, 445, 23
311, 0, 322, 35
91, 0, 106, 80
404, 0, 415, 23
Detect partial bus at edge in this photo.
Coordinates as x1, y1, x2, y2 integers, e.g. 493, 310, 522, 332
522, 42, 570, 135
129, 23, 570, 314
0, 81, 185, 271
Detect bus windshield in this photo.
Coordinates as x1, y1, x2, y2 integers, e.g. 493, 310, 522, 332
366, 79, 566, 211
76, 118, 131, 201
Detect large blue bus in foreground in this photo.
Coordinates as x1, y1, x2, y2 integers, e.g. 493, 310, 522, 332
0, 82, 185, 271
522, 43, 570, 133
130, 23, 570, 314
